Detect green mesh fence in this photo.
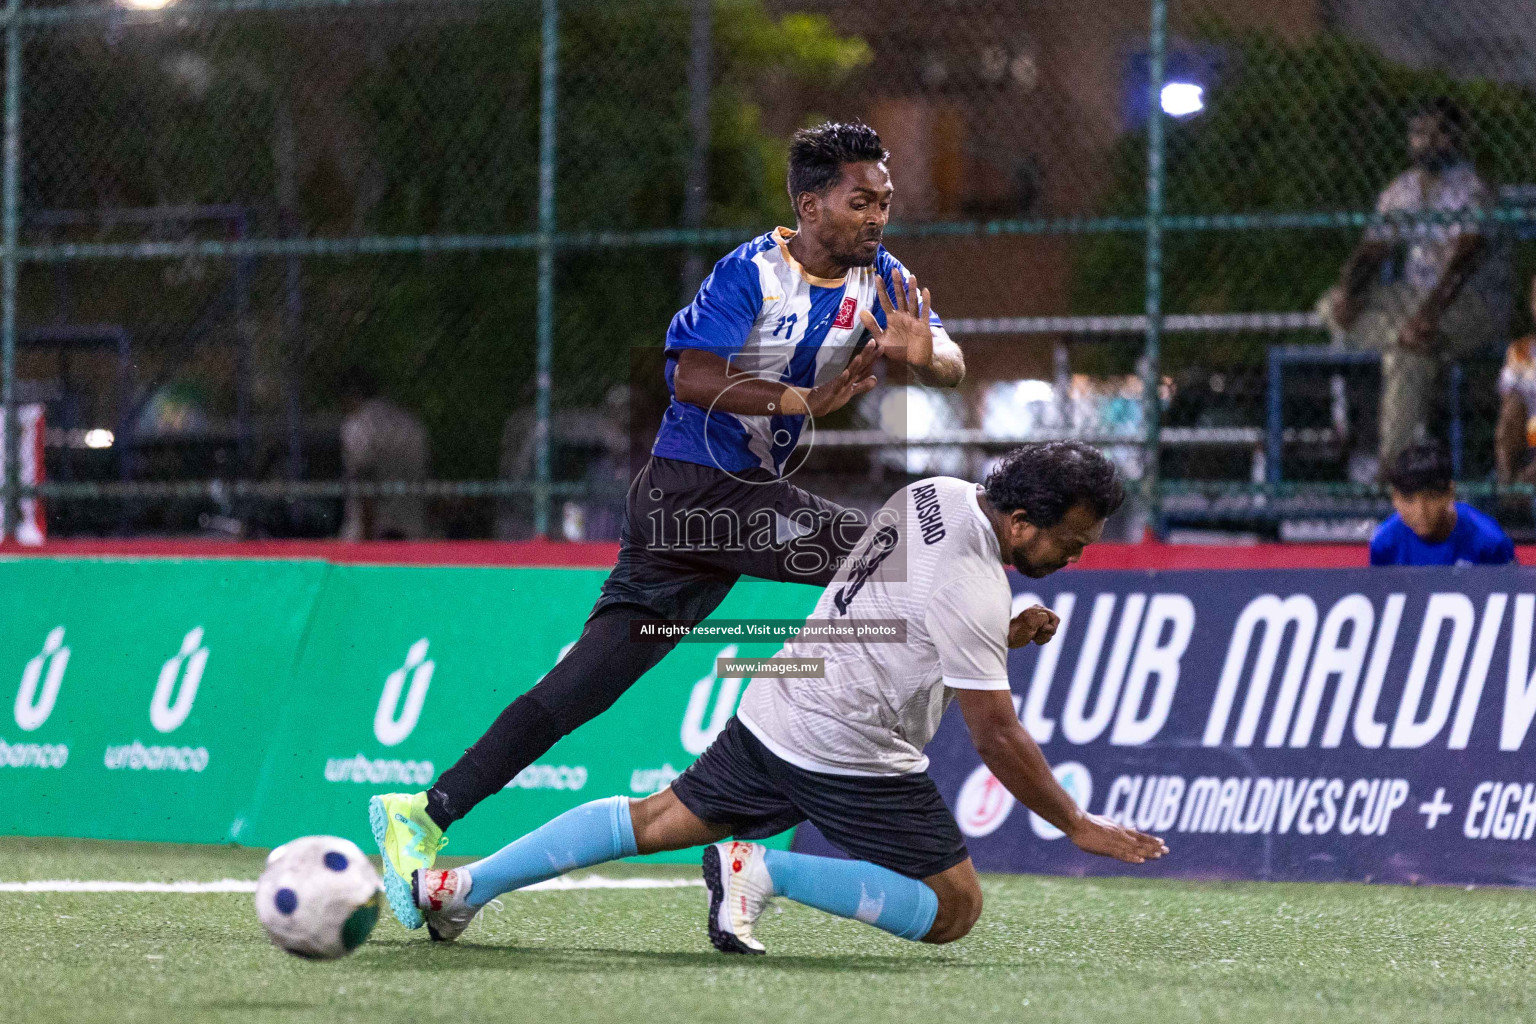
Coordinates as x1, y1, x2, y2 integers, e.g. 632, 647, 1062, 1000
3, 0, 1535, 541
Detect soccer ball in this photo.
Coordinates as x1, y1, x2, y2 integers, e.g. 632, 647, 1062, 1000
255, 835, 384, 960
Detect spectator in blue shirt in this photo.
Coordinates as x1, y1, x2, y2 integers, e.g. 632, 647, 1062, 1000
1370, 441, 1515, 565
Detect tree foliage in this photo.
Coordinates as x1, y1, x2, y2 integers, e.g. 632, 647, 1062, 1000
314, 0, 869, 478
23, 1, 869, 481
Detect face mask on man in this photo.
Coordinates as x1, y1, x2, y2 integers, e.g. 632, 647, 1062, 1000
1408, 113, 1461, 175
1411, 145, 1459, 174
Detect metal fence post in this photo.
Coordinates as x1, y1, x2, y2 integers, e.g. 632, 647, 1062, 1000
533, 0, 558, 538
1266, 347, 1284, 485
679, 0, 713, 301
1141, 0, 1167, 537
1, 0, 19, 543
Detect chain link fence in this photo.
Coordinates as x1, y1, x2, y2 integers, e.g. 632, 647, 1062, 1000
3, 0, 1535, 542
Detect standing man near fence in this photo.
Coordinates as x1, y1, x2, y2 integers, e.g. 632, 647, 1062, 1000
370, 121, 973, 929
1319, 98, 1512, 475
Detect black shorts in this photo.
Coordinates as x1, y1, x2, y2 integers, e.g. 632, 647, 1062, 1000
593, 456, 865, 623
671, 717, 969, 880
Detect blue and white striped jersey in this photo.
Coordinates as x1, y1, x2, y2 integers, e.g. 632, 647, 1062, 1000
653, 227, 946, 475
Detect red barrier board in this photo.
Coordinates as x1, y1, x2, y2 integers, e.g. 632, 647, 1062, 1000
2, 537, 1529, 571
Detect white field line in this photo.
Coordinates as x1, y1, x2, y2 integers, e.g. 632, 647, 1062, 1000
524, 875, 703, 891
0, 879, 258, 893
0, 875, 704, 894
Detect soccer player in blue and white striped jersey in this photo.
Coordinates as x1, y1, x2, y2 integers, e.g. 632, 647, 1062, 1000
372, 121, 968, 930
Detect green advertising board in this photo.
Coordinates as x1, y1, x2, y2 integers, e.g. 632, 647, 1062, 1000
1, 559, 820, 860
0, 558, 328, 842
242, 568, 820, 859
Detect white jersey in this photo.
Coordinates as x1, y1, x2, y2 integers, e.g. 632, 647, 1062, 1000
737, 477, 1012, 776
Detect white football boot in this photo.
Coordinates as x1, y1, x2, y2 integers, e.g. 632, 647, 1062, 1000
702, 841, 773, 954
412, 867, 480, 942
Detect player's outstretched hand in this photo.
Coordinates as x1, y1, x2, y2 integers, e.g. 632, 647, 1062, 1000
786, 337, 882, 419
1066, 813, 1168, 865
1008, 604, 1060, 648
859, 272, 933, 370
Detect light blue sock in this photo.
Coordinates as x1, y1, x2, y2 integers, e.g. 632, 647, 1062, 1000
762, 849, 938, 942
462, 796, 637, 908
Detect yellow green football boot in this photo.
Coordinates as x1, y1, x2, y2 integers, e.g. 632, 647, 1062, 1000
369, 792, 447, 929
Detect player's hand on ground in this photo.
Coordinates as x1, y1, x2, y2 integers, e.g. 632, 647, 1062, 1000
860, 272, 933, 369
1008, 604, 1060, 648
1066, 813, 1168, 864
784, 338, 881, 419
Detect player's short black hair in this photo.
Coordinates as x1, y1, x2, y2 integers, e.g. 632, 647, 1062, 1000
983, 441, 1125, 528
786, 121, 888, 206
1387, 441, 1454, 495
339, 363, 381, 402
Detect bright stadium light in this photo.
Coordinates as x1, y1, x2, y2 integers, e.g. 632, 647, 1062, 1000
83, 429, 114, 449
1160, 81, 1205, 117
120, 0, 176, 9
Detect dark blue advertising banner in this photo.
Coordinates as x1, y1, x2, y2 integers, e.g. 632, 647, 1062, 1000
795, 567, 1536, 886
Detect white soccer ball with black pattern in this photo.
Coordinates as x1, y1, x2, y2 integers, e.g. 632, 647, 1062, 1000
255, 835, 384, 960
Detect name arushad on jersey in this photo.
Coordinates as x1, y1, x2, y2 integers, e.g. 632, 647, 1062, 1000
912, 482, 947, 545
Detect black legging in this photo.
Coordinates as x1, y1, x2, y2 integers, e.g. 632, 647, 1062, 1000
428, 603, 687, 825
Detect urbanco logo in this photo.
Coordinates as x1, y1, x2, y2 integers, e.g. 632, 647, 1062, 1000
374, 638, 434, 747
681, 644, 744, 755
150, 627, 209, 734
15, 626, 69, 731
1030, 762, 1093, 840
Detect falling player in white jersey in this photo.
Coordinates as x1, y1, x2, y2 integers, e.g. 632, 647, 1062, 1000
408, 442, 1167, 951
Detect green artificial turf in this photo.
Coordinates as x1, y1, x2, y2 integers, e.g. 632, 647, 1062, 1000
4, 836, 1536, 1024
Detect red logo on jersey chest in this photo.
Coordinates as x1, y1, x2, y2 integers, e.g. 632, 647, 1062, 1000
833, 296, 858, 330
